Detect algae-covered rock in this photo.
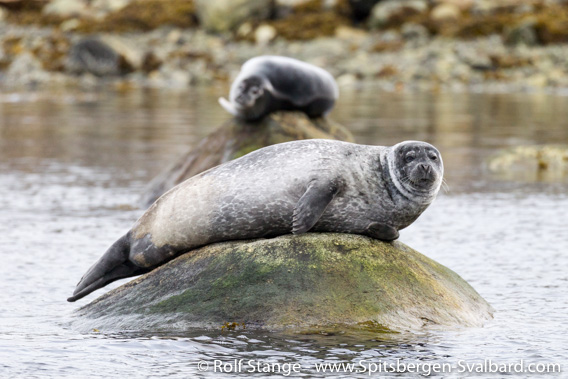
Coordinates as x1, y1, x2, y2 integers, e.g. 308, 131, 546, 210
488, 145, 568, 182
141, 111, 354, 207
74, 233, 493, 333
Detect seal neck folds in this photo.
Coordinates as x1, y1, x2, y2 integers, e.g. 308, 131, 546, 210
383, 145, 442, 205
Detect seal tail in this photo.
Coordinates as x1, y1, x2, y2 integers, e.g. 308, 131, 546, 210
218, 97, 239, 116
67, 234, 147, 302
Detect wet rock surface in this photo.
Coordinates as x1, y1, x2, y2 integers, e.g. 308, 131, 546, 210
74, 233, 494, 333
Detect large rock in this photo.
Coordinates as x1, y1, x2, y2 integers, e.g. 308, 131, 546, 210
141, 111, 354, 207
195, 0, 274, 33
74, 233, 494, 332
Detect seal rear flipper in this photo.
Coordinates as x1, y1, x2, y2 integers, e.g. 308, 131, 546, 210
292, 179, 339, 234
67, 261, 149, 302
67, 234, 144, 302
364, 222, 399, 242
218, 97, 239, 116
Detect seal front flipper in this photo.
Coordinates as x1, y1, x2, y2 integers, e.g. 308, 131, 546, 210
67, 234, 148, 302
365, 222, 399, 242
292, 179, 338, 234
218, 97, 239, 116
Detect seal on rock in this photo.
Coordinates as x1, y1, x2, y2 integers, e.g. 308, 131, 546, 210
219, 56, 339, 121
68, 139, 443, 302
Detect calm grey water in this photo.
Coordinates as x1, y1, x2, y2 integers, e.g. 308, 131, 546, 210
0, 87, 566, 378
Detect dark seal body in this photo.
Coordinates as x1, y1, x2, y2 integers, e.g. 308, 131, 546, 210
219, 56, 339, 121
69, 139, 443, 302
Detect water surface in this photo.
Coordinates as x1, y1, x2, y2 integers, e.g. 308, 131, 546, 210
0, 87, 566, 377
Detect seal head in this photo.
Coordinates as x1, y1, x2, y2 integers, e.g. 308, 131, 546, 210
387, 141, 443, 204
219, 75, 271, 120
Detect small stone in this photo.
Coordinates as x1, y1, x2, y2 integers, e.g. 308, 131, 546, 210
195, 0, 274, 33
527, 74, 548, 88
368, 0, 428, 29
60, 18, 81, 32
335, 26, 368, 41
43, 0, 89, 18
254, 24, 277, 45
91, 0, 131, 13
401, 22, 430, 42
166, 29, 183, 44
430, 3, 461, 23
435, 0, 473, 12
237, 22, 253, 38
170, 70, 192, 87
275, 0, 312, 6
5, 52, 50, 86
504, 19, 538, 47
336, 73, 358, 87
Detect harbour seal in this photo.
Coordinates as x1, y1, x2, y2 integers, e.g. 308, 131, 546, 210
219, 56, 339, 121
68, 139, 443, 302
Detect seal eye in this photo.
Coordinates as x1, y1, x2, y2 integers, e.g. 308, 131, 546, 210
250, 87, 260, 96
405, 153, 415, 163
429, 154, 438, 161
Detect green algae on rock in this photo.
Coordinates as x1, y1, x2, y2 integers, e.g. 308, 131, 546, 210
73, 233, 494, 333
140, 111, 354, 207
487, 144, 568, 182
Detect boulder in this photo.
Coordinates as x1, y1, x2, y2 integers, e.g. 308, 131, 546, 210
487, 145, 568, 182
74, 233, 494, 333
65, 37, 124, 76
141, 111, 354, 207
195, 0, 274, 33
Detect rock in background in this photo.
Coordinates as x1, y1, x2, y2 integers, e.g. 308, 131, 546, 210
141, 111, 354, 207
487, 144, 568, 182
73, 233, 494, 333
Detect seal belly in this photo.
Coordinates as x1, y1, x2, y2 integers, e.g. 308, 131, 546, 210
131, 162, 304, 252
131, 175, 219, 250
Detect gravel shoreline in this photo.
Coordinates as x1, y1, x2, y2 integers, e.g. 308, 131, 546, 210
2, 22, 568, 94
